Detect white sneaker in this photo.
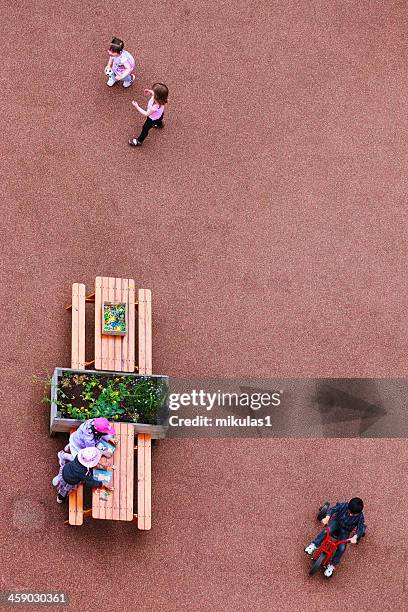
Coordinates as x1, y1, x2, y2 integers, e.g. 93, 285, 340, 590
52, 476, 59, 487
107, 76, 116, 87
324, 563, 335, 577
123, 74, 135, 88
304, 543, 316, 555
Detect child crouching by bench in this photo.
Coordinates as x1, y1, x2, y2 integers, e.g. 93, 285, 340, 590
52, 447, 112, 504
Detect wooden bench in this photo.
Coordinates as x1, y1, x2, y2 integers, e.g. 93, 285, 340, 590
64, 428, 91, 526
68, 284, 85, 370
68, 480, 86, 526
138, 289, 152, 375
66, 283, 95, 369
137, 433, 152, 530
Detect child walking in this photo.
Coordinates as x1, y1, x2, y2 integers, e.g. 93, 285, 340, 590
104, 37, 135, 88
128, 83, 169, 147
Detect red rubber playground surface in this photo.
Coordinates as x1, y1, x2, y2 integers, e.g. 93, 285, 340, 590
1, 1, 407, 610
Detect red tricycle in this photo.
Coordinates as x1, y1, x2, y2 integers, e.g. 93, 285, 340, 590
308, 502, 364, 577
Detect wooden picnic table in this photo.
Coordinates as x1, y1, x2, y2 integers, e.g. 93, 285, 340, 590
65, 277, 153, 529
92, 422, 135, 521
67, 277, 152, 374
66, 425, 152, 528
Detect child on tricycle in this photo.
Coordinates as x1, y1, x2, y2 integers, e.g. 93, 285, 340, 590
305, 498, 366, 577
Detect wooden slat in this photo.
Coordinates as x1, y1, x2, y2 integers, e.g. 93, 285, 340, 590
112, 421, 121, 521
138, 289, 152, 375
101, 277, 108, 370
95, 277, 103, 370
75, 482, 84, 525
77, 285, 86, 370
144, 290, 152, 375
92, 451, 103, 520
101, 276, 108, 370
106, 277, 116, 370
68, 427, 83, 525
120, 277, 129, 372
120, 278, 127, 372
144, 434, 151, 529
119, 423, 128, 521
138, 290, 146, 374
137, 433, 151, 529
71, 283, 86, 370
69, 487, 78, 525
127, 280, 136, 372
121, 278, 129, 372
104, 433, 115, 520
92, 482, 100, 519
71, 286, 79, 369
92, 413, 102, 520
113, 278, 122, 371
126, 425, 134, 521
97, 424, 107, 521
137, 434, 145, 529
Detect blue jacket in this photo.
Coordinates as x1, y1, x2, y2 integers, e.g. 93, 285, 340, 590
328, 502, 365, 537
62, 456, 101, 488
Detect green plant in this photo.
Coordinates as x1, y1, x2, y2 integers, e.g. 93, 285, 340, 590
44, 370, 168, 424
32, 373, 53, 405
125, 378, 166, 424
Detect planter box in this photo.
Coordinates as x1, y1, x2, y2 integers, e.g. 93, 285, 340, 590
50, 367, 169, 439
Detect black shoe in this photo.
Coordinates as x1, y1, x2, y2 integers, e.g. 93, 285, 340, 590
128, 138, 142, 146
57, 494, 66, 504
153, 123, 164, 129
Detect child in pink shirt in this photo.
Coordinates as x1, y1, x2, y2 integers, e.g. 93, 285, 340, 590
129, 82, 169, 147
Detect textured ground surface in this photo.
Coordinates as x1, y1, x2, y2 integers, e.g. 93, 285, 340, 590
1, 0, 407, 610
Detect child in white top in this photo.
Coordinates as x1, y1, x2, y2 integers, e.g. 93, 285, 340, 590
129, 82, 169, 146
104, 37, 135, 88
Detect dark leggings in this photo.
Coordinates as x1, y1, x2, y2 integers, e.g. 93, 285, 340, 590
137, 115, 164, 142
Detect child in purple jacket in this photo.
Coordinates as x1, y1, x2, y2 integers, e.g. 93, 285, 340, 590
58, 418, 116, 464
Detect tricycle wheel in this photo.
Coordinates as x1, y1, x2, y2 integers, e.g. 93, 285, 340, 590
317, 502, 330, 521
309, 552, 326, 576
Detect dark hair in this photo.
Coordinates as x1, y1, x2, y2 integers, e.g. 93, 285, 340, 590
152, 82, 169, 105
109, 37, 124, 54
348, 498, 364, 514
91, 424, 103, 439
